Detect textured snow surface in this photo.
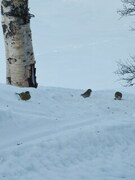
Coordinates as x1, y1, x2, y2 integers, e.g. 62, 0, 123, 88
0, 84, 135, 180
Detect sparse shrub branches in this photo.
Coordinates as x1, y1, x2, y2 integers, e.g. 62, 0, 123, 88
116, 0, 135, 86
116, 56, 135, 86
118, 0, 135, 17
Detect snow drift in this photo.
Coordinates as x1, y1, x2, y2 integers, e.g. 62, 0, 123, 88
0, 84, 135, 180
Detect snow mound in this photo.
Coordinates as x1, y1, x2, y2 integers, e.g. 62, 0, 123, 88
0, 84, 135, 180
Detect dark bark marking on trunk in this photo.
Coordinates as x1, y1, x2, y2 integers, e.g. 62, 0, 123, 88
2, 24, 8, 34
2, 22, 15, 38
27, 64, 38, 88
2, 0, 11, 7
1, 5, 4, 15
2, 0, 34, 25
9, 21, 16, 35
7, 77, 11, 84
7, 57, 17, 64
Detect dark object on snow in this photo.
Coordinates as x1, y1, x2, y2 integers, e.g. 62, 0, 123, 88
114, 91, 122, 100
16, 91, 31, 101
81, 89, 92, 98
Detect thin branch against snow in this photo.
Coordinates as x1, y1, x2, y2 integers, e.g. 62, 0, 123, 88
115, 57, 135, 86
116, 0, 135, 86
118, 0, 135, 16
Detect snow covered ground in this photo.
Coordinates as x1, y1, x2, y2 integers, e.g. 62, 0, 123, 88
0, 83, 135, 180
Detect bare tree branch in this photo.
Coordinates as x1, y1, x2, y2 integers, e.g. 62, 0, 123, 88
115, 56, 135, 86
116, 0, 135, 86
118, 0, 135, 16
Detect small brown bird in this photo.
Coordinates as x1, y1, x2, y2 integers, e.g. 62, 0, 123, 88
16, 91, 31, 101
81, 89, 92, 98
114, 91, 122, 100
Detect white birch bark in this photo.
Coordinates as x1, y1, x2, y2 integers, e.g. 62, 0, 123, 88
1, 0, 37, 87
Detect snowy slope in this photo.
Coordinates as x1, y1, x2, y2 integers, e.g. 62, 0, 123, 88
0, 84, 135, 180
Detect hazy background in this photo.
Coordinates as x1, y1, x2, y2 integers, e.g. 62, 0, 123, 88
0, 0, 135, 90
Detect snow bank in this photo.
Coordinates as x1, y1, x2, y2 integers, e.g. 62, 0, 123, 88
0, 84, 135, 180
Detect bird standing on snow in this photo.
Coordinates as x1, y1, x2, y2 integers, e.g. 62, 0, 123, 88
114, 91, 122, 100
16, 91, 31, 101
81, 89, 92, 98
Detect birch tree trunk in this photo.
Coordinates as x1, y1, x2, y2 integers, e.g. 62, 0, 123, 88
1, 0, 38, 88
